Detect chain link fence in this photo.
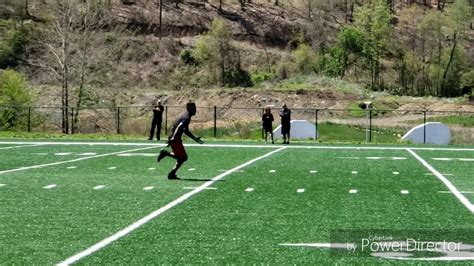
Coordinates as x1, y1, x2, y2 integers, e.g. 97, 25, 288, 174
0, 104, 472, 144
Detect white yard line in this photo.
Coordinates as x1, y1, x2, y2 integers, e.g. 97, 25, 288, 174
438, 191, 474, 194
407, 149, 474, 213
0, 141, 473, 151
0, 146, 157, 175
56, 147, 286, 266
0, 143, 43, 150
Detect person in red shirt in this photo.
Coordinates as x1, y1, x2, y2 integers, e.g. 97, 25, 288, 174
156, 102, 203, 180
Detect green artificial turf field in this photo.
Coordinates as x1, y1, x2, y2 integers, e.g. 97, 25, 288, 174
0, 141, 473, 264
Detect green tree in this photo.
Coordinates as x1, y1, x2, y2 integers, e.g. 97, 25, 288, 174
419, 10, 446, 96
292, 43, 317, 75
0, 20, 28, 69
193, 18, 251, 87
325, 26, 365, 78
354, 0, 393, 90
0, 70, 33, 130
441, 0, 471, 96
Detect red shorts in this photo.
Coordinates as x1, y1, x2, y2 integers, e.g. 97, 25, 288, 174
171, 140, 187, 158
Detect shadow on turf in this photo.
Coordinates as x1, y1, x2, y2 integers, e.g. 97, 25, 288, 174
174, 178, 225, 182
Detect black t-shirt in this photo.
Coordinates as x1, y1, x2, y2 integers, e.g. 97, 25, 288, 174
152, 105, 164, 121
280, 108, 291, 124
262, 113, 274, 129
169, 111, 192, 140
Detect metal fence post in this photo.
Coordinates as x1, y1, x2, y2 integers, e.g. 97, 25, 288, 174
71, 107, 75, 134
369, 109, 373, 143
116, 107, 121, 134
164, 106, 168, 135
315, 109, 319, 141
27, 106, 31, 132
423, 111, 427, 144
213, 106, 217, 138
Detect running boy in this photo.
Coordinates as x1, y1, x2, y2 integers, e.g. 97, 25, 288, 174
157, 102, 203, 180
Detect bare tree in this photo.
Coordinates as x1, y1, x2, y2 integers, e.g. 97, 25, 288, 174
72, 1, 109, 133
26, 0, 110, 133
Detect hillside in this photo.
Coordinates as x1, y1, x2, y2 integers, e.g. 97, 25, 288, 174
0, 0, 473, 138
10, 0, 470, 93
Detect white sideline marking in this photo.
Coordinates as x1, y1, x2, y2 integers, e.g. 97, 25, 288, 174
107, 167, 117, 170
460, 158, 474, 162
407, 149, 474, 213
67, 166, 77, 169
93, 185, 105, 190
148, 168, 156, 170
393, 172, 399, 175
310, 170, 317, 173
218, 169, 244, 173
245, 187, 254, 192
297, 188, 305, 193
0, 146, 157, 175
0, 144, 43, 150
188, 168, 196, 171
143, 186, 154, 191
1, 141, 474, 151
401, 190, 409, 195
349, 189, 358, 194
351, 171, 358, 174
432, 158, 453, 161
438, 191, 474, 194
56, 147, 286, 266
0, 184, 6, 187
183, 187, 217, 190
44, 184, 56, 189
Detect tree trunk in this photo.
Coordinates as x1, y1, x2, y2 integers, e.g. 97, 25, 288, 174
441, 32, 457, 96
158, 0, 163, 39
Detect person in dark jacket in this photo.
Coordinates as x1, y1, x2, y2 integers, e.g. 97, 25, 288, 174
149, 100, 164, 140
156, 102, 203, 180
279, 104, 291, 144
262, 107, 274, 144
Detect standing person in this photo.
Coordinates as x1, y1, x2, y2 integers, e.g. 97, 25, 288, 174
262, 107, 274, 144
156, 102, 203, 180
149, 100, 164, 140
279, 103, 291, 144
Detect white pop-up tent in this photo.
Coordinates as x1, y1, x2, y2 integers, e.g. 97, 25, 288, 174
273, 120, 317, 140
401, 122, 451, 145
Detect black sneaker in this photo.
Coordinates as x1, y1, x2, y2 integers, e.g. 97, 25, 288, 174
157, 149, 168, 162
167, 172, 179, 180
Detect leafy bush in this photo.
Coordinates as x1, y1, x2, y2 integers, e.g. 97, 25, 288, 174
251, 70, 275, 85
180, 49, 198, 66
223, 68, 252, 87
292, 43, 317, 74
104, 32, 117, 44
